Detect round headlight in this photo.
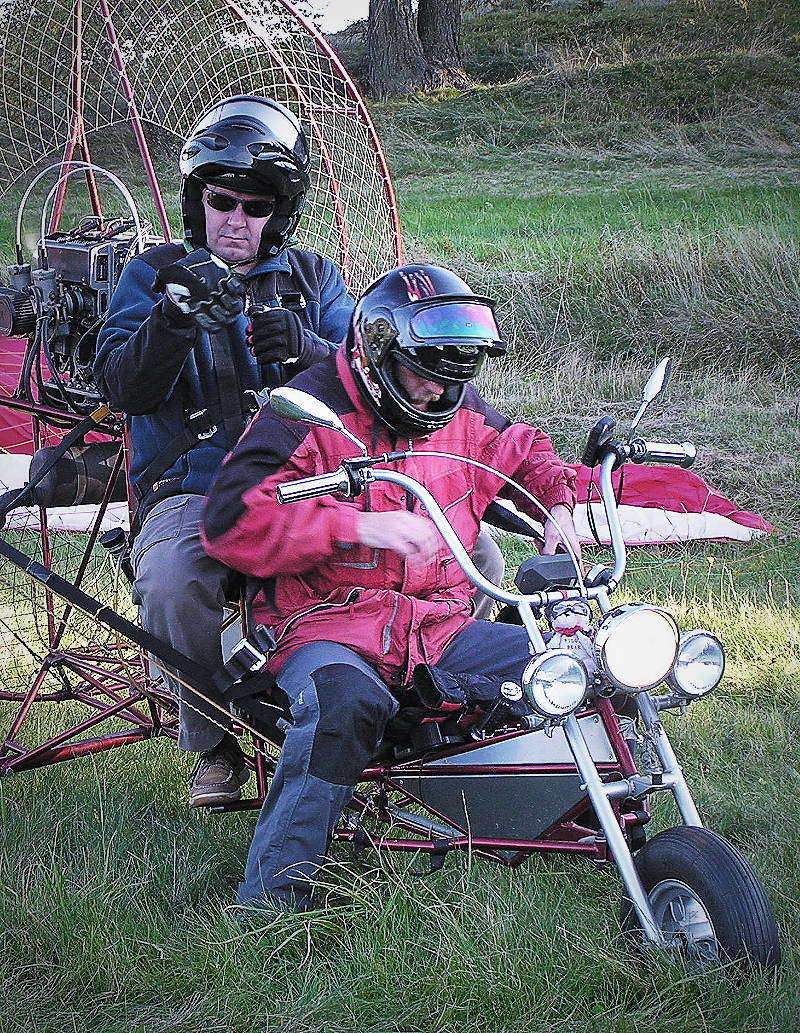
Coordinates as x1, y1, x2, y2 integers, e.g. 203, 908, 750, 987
666, 629, 725, 698
521, 650, 588, 718
595, 604, 679, 691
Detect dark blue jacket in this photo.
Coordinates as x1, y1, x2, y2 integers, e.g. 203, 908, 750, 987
94, 241, 353, 524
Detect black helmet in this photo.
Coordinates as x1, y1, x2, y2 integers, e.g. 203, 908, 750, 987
347, 264, 506, 436
179, 95, 311, 259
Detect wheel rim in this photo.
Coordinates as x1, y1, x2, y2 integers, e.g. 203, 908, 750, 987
649, 879, 720, 963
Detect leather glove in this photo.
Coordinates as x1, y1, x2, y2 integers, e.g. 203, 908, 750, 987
247, 304, 329, 372
153, 247, 245, 332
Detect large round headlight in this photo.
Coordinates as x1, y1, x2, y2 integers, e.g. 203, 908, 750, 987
666, 629, 725, 698
595, 604, 679, 691
521, 650, 588, 718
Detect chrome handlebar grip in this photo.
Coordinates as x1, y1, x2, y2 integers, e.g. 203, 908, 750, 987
276, 467, 353, 503
629, 439, 696, 468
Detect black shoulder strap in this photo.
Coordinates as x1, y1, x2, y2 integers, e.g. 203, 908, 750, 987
208, 322, 249, 452
130, 265, 307, 532
259, 270, 279, 304
250, 268, 306, 313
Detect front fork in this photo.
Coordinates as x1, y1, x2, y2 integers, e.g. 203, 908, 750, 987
562, 691, 704, 946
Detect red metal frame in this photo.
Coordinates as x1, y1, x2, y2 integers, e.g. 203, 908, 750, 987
97, 0, 173, 240
1, 0, 401, 783
49, 0, 103, 231
213, 698, 648, 865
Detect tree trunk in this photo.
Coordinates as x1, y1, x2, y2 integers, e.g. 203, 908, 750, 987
367, 0, 440, 99
417, 0, 470, 88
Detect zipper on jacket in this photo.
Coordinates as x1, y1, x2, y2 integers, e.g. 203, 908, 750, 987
274, 588, 361, 644
382, 593, 401, 655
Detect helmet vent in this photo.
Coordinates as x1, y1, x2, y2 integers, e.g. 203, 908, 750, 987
248, 142, 279, 157
193, 133, 229, 151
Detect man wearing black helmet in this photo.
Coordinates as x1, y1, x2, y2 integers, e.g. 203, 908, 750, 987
94, 96, 354, 807
202, 263, 581, 912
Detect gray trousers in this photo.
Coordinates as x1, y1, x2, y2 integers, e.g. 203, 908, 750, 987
131, 494, 235, 752
237, 622, 535, 910
132, 493, 506, 754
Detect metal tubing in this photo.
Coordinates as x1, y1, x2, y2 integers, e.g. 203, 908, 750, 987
370, 469, 544, 612
51, 444, 126, 648
562, 712, 664, 945
637, 693, 704, 827
50, 0, 103, 231
7, 730, 157, 772
599, 454, 627, 589
2, 692, 146, 772
0, 660, 54, 760
367, 469, 609, 624
98, 0, 172, 240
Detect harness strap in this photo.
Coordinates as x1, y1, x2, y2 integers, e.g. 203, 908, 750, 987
130, 267, 309, 533
209, 321, 249, 452
0, 533, 214, 689
128, 404, 227, 540
410, 837, 451, 878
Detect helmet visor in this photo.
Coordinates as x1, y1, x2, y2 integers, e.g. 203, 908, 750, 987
190, 98, 302, 153
395, 345, 487, 385
407, 301, 501, 344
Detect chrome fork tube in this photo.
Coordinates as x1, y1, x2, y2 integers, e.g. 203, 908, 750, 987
636, 693, 704, 827
563, 713, 664, 945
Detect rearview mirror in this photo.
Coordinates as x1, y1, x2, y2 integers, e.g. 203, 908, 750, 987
269, 387, 368, 455
629, 357, 673, 435
642, 357, 673, 404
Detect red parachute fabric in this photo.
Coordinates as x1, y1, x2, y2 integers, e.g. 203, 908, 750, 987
0, 337, 32, 451
571, 463, 773, 544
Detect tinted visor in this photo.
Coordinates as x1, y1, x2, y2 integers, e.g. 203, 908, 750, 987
397, 345, 487, 385
407, 301, 501, 344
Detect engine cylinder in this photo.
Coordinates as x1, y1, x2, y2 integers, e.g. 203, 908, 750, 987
28, 442, 128, 508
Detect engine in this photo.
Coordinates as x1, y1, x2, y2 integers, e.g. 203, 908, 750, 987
0, 216, 160, 415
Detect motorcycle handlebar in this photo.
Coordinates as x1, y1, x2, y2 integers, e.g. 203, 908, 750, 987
628, 439, 696, 468
276, 467, 354, 503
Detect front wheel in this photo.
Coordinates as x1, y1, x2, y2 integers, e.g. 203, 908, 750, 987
620, 825, 780, 970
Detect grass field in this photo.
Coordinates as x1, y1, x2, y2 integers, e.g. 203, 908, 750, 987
2, 0, 800, 1029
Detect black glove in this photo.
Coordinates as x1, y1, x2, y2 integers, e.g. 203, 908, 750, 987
153, 247, 245, 332
247, 304, 329, 372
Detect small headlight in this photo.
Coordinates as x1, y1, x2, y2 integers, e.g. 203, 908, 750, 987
666, 629, 725, 698
595, 603, 679, 691
521, 650, 588, 718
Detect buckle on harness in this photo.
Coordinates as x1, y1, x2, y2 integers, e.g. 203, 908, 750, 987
187, 408, 217, 440
220, 625, 277, 682
279, 291, 306, 311
226, 638, 269, 678
245, 388, 271, 414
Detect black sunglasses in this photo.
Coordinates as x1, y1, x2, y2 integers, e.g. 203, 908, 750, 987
203, 189, 275, 218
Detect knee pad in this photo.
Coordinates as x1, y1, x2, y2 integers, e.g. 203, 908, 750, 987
308, 664, 395, 785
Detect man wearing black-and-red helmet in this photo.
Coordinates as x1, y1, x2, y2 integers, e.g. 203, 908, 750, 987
202, 263, 580, 912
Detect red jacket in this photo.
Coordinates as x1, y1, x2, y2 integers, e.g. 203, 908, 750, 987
202, 348, 576, 688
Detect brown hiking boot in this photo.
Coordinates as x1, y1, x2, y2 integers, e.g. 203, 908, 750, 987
188, 737, 250, 808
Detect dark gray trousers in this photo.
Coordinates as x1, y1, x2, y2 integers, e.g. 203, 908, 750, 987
131, 494, 235, 752
237, 622, 534, 910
